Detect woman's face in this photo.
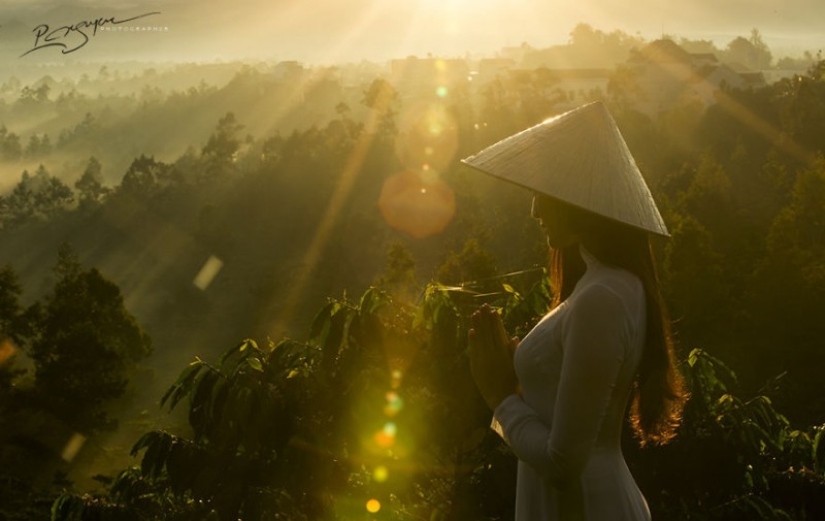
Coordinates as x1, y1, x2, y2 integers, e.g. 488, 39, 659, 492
531, 194, 578, 249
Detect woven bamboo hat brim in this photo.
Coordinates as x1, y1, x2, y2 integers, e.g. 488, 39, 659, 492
461, 101, 669, 237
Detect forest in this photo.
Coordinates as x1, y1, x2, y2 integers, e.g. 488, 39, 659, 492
1, 25, 825, 520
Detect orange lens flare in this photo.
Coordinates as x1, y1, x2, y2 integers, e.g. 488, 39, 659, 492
366, 498, 381, 513
374, 430, 395, 448
0, 340, 17, 366
378, 170, 455, 239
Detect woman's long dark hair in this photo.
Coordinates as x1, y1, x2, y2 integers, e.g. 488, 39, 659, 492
548, 200, 687, 446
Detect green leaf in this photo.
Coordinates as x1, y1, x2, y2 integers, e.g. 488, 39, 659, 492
247, 357, 263, 372
160, 359, 204, 408
130, 430, 160, 457
140, 433, 162, 477
359, 287, 387, 315
688, 348, 701, 367
210, 376, 229, 423
50, 494, 85, 521
813, 426, 825, 471
220, 339, 258, 366
189, 370, 220, 440
310, 301, 338, 340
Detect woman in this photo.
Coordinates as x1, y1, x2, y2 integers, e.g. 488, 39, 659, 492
462, 101, 687, 520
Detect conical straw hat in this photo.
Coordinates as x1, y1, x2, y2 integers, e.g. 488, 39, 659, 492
461, 101, 669, 237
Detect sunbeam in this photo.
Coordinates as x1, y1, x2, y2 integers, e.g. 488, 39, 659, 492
267, 91, 392, 337
715, 89, 817, 165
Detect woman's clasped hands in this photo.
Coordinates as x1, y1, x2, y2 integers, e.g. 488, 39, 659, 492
468, 304, 521, 411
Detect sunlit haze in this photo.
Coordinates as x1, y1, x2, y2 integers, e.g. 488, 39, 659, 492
0, 0, 823, 64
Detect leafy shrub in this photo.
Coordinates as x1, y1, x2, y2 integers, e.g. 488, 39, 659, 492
51, 281, 825, 520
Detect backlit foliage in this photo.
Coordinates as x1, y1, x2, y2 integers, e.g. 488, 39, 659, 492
51, 281, 825, 520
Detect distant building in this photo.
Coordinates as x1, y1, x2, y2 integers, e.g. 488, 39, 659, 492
621, 39, 766, 115
689, 53, 719, 68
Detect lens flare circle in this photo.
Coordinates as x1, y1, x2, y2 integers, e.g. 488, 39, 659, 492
378, 170, 456, 239
374, 430, 395, 448
384, 391, 404, 416
366, 498, 381, 513
373, 465, 389, 482
383, 422, 398, 437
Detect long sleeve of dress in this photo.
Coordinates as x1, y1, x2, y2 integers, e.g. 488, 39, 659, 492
493, 284, 631, 488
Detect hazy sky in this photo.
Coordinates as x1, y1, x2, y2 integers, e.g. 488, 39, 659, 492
1, 0, 823, 63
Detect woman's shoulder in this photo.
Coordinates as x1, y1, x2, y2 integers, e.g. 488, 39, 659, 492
570, 265, 644, 321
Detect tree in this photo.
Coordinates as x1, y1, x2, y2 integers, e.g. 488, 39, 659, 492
723, 30, 772, 70
33, 165, 74, 219
661, 214, 728, 349
201, 112, 245, 178
607, 65, 647, 110
752, 159, 825, 408
436, 238, 498, 287
118, 154, 168, 200
748, 28, 773, 69
23, 133, 52, 158
361, 78, 398, 138
564, 23, 645, 68
0, 166, 73, 228
0, 265, 35, 347
35, 83, 51, 103
0, 171, 34, 227
374, 242, 418, 303
0, 125, 23, 161
27, 244, 152, 432
677, 153, 734, 230
0, 266, 34, 420
57, 112, 99, 148
75, 156, 109, 209
568, 22, 600, 47
677, 37, 720, 55
0, 264, 33, 425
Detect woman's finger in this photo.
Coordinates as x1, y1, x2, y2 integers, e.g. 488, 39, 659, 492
474, 308, 494, 350
479, 307, 510, 358
508, 336, 520, 356
488, 311, 509, 349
